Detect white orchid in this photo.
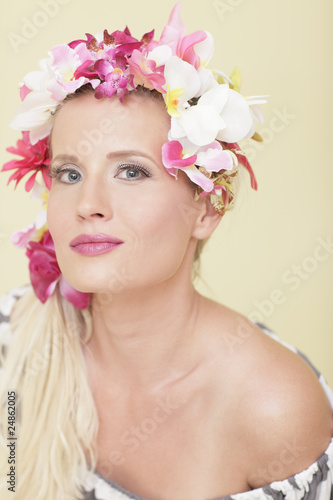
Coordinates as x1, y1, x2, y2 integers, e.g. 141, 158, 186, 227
163, 56, 201, 116
168, 83, 254, 146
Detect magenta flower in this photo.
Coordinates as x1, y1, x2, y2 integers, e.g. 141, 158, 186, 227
94, 69, 134, 101
26, 231, 90, 309
162, 140, 197, 175
2, 132, 51, 192
69, 28, 144, 58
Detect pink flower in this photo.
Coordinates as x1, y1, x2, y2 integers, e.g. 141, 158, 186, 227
2, 132, 51, 192
69, 28, 144, 58
195, 141, 234, 172
26, 231, 90, 309
94, 69, 133, 101
159, 2, 208, 69
46, 44, 95, 101
162, 140, 214, 192
12, 224, 37, 249
162, 140, 197, 176
128, 50, 166, 92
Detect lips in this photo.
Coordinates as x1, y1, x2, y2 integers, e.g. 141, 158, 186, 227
70, 233, 124, 256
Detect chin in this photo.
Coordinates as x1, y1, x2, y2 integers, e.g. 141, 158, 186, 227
62, 271, 130, 295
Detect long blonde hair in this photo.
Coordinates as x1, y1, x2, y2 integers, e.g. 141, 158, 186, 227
0, 287, 98, 500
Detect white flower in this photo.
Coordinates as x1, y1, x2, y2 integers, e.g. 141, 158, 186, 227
169, 83, 254, 146
10, 91, 57, 145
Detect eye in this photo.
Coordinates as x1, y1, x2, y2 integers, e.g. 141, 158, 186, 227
49, 166, 82, 184
116, 164, 152, 181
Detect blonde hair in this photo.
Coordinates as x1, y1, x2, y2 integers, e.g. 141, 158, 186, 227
0, 288, 98, 500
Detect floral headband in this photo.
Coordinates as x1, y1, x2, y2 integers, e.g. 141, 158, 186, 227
2, 2, 267, 309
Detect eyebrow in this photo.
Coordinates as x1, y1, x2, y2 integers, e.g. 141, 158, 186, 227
51, 151, 162, 169
50, 154, 79, 166
106, 150, 162, 169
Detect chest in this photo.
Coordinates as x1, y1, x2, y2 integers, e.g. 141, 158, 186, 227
92, 385, 250, 500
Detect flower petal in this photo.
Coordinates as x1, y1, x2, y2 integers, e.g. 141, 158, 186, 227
181, 164, 214, 192
175, 106, 225, 146
163, 56, 201, 104
162, 140, 197, 168
178, 30, 207, 68
193, 31, 214, 66
29, 120, 54, 145
10, 91, 57, 141
59, 276, 90, 309
195, 67, 218, 97
196, 147, 234, 172
198, 84, 229, 114
216, 89, 253, 143
11, 224, 36, 249
23, 68, 52, 92
148, 45, 173, 67
159, 2, 185, 53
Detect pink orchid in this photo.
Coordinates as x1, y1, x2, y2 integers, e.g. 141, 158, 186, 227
162, 140, 214, 192
162, 140, 197, 175
46, 44, 92, 101
69, 28, 145, 58
128, 49, 166, 92
12, 224, 37, 249
26, 231, 90, 309
159, 2, 208, 69
195, 142, 234, 172
94, 69, 134, 101
2, 132, 51, 192
12, 209, 47, 250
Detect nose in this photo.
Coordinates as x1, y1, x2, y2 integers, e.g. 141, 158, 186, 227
76, 176, 113, 221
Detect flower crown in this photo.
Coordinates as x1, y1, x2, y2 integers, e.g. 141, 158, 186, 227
2, 2, 267, 309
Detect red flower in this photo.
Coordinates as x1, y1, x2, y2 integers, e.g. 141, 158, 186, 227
2, 132, 51, 192
26, 231, 90, 309
224, 142, 258, 190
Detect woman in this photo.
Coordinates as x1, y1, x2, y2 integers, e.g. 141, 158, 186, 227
1, 4, 332, 500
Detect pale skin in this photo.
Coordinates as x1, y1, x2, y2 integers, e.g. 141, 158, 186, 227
47, 91, 333, 500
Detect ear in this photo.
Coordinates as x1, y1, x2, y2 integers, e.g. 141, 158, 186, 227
191, 195, 222, 240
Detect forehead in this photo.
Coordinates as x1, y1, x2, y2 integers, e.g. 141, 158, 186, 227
51, 92, 171, 157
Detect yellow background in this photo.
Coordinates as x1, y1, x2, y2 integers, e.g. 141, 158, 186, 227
0, 0, 332, 385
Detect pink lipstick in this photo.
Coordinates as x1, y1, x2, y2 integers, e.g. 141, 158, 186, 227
70, 233, 124, 256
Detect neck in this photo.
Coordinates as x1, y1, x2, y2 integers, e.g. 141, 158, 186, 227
84, 270, 206, 391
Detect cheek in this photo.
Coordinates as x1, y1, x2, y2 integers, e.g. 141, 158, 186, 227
46, 192, 72, 245
46, 196, 58, 238
127, 188, 197, 260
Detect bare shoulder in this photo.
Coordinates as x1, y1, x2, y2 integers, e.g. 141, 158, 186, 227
201, 299, 333, 488
244, 327, 332, 486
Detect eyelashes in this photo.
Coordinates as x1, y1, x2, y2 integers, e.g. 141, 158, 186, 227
116, 164, 152, 180
48, 166, 81, 184
48, 163, 152, 184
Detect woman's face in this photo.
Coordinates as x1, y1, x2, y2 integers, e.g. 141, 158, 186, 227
47, 92, 206, 295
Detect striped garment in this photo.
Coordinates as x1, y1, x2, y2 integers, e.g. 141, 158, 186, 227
1, 287, 332, 500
